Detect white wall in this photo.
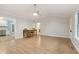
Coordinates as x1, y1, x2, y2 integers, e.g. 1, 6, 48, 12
69, 14, 75, 39
15, 18, 33, 39
40, 16, 70, 38
5, 17, 16, 37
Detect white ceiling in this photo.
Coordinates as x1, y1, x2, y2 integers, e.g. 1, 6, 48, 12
0, 4, 79, 20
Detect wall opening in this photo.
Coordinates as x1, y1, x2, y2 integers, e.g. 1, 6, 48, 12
0, 17, 16, 38
32, 22, 40, 35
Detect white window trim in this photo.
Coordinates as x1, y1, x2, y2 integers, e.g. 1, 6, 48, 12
75, 11, 79, 40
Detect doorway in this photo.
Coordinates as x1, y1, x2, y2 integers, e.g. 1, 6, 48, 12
32, 22, 40, 35
36, 22, 40, 35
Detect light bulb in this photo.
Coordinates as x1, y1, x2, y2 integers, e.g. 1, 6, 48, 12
33, 12, 38, 16
0, 17, 3, 19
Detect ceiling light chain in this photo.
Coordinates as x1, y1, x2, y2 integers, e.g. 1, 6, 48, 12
34, 4, 37, 12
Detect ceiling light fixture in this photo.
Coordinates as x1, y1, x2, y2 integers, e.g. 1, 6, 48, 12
33, 4, 40, 16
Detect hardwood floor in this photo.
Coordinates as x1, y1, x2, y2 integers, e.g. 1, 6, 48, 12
0, 35, 78, 54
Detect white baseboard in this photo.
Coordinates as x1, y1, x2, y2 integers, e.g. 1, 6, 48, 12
40, 34, 70, 39
15, 36, 23, 39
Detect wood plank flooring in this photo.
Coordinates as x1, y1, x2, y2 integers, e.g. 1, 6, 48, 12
0, 35, 78, 54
